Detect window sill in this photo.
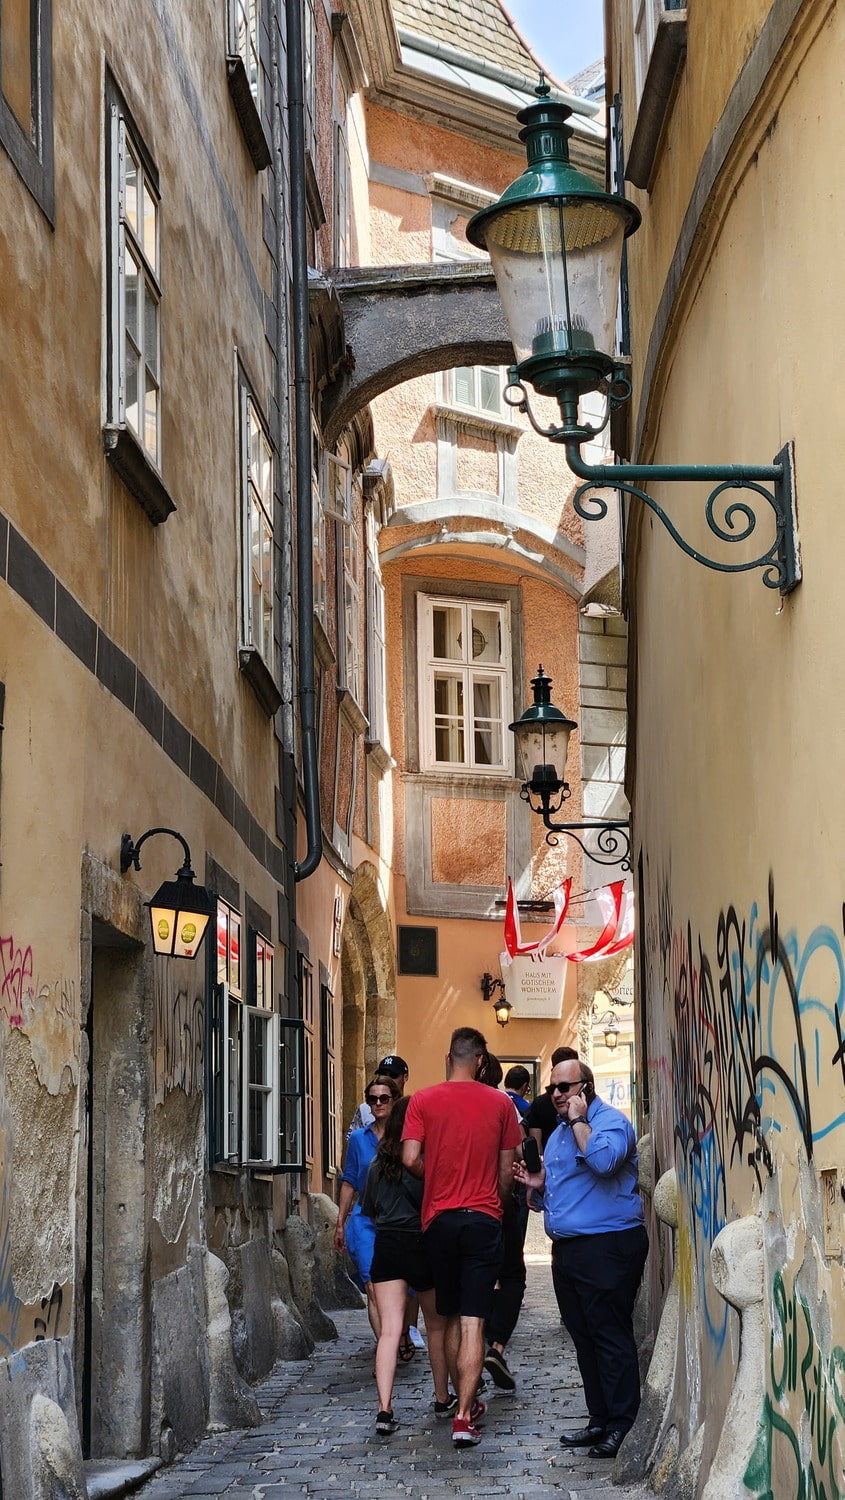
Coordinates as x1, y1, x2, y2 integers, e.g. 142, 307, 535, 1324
226, 55, 272, 171
305, 150, 327, 230
404, 769, 518, 791
365, 738, 395, 774
336, 685, 368, 737
626, 9, 688, 191
431, 402, 519, 446
313, 613, 336, 669
104, 425, 175, 524
239, 645, 283, 717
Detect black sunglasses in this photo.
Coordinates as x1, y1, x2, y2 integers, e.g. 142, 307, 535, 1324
546, 1081, 585, 1097
366, 1093, 393, 1105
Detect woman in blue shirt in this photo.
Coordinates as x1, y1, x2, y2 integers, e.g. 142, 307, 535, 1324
334, 1073, 399, 1338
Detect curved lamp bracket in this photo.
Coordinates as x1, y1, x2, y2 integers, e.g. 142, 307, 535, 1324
568, 452, 799, 594
506, 365, 801, 594
120, 827, 194, 878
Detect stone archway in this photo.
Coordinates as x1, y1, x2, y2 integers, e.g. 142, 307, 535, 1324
339, 862, 397, 1135
318, 262, 512, 446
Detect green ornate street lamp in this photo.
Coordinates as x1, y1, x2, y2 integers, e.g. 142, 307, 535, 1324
467, 80, 800, 593
509, 667, 631, 869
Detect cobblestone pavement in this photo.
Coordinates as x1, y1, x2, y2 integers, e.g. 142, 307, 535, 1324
136, 1224, 651, 1500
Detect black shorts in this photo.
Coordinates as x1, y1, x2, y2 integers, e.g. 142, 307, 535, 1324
370, 1228, 434, 1291
423, 1209, 503, 1320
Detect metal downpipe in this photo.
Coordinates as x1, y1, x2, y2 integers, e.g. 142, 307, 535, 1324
288, 0, 322, 881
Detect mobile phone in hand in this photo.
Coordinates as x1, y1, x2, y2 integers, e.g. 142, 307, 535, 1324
522, 1137, 541, 1174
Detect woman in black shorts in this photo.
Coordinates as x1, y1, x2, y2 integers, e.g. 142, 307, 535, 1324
360, 1096, 452, 1436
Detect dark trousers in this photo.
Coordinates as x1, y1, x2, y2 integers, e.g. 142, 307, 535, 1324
551, 1225, 648, 1433
486, 1193, 527, 1348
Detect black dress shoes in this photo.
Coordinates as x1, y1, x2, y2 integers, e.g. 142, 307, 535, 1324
589, 1426, 628, 1457
559, 1422, 606, 1446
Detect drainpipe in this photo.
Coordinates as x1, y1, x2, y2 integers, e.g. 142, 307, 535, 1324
288, 0, 322, 881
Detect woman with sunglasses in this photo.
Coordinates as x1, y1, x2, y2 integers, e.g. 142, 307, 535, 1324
360, 1095, 451, 1436
334, 1074, 400, 1342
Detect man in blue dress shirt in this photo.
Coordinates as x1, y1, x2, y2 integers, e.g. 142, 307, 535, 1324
515, 1056, 647, 1460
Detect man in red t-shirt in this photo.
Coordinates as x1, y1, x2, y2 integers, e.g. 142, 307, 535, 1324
402, 1027, 523, 1447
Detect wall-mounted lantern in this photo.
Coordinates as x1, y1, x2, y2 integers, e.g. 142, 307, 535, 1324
480, 971, 512, 1026
466, 79, 800, 593
120, 828, 215, 959
509, 666, 630, 868
596, 1012, 620, 1050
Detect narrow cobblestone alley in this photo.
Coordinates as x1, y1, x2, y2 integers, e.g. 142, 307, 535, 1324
134, 1226, 652, 1500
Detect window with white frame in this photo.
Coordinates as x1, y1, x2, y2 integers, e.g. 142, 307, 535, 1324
213, 900, 242, 1164
342, 510, 362, 707
106, 92, 161, 466
303, 0, 317, 157
417, 595, 512, 773
212, 903, 303, 1169
365, 506, 387, 747
441, 365, 508, 418
243, 932, 275, 1164
327, 452, 362, 705
632, 0, 684, 102
312, 429, 327, 629
321, 979, 339, 1176
332, 68, 351, 267
239, 383, 275, 670
229, 0, 260, 100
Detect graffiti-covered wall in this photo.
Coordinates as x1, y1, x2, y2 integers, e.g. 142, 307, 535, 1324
642, 859, 845, 1493
610, 0, 845, 1491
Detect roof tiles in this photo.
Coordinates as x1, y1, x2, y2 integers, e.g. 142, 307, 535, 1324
391, 0, 544, 85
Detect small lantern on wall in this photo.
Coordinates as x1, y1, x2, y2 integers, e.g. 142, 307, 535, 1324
120, 828, 215, 959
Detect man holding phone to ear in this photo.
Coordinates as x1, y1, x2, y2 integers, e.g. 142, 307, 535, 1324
514, 1057, 647, 1460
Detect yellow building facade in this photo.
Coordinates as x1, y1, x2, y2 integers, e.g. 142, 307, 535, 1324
607, 0, 845, 1493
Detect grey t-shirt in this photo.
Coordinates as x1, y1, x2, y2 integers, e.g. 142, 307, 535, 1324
359, 1160, 424, 1232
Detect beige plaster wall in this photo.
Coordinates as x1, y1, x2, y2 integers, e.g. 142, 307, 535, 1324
609, 0, 781, 404
393, 878, 580, 1092
625, 5, 845, 1491
364, 100, 523, 194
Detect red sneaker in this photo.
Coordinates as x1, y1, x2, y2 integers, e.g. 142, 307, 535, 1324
470, 1399, 487, 1424
452, 1416, 482, 1446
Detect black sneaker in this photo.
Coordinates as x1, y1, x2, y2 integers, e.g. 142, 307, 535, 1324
484, 1347, 516, 1391
434, 1394, 458, 1418
376, 1409, 399, 1435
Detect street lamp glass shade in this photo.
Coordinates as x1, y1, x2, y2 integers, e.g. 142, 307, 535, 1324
604, 1023, 620, 1051
511, 713, 573, 789
494, 996, 512, 1027
482, 199, 627, 379
466, 85, 640, 401
148, 876, 214, 959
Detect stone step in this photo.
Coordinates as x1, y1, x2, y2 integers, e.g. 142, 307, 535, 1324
83, 1458, 162, 1498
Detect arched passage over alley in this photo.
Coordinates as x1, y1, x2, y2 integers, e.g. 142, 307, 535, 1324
316, 263, 514, 447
